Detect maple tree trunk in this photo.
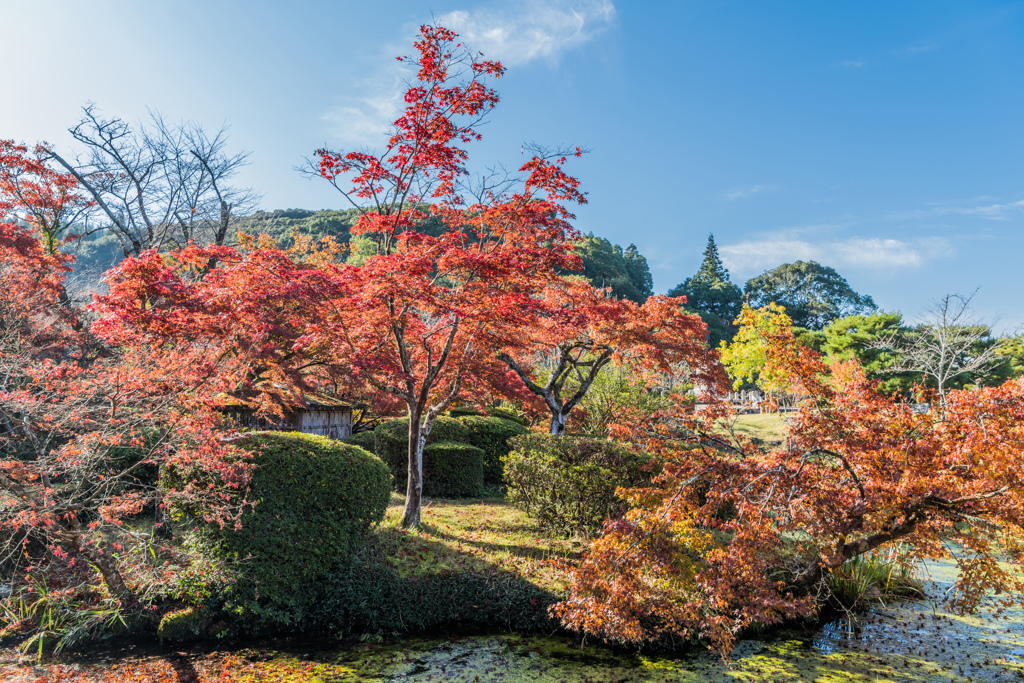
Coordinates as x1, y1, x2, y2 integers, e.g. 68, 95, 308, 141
549, 410, 567, 435
401, 409, 425, 528
59, 518, 137, 608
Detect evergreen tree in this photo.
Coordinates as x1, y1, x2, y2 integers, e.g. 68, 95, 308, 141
668, 233, 743, 347
694, 233, 729, 283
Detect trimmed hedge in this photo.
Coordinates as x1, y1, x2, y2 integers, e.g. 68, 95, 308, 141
375, 417, 472, 491
314, 554, 557, 636
420, 441, 484, 498
341, 430, 377, 454
487, 406, 529, 427
178, 432, 391, 630
446, 406, 483, 418
503, 434, 654, 536
458, 416, 529, 485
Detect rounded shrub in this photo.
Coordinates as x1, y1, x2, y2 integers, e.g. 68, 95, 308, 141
458, 416, 529, 486
340, 430, 377, 454
487, 405, 529, 427
180, 432, 391, 630
421, 441, 484, 498
503, 434, 654, 536
374, 417, 470, 485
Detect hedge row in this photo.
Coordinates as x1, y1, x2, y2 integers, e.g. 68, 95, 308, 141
459, 415, 528, 485
372, 414, 526, 494
313, 554, 558, 636
340, 430, 376, 453
174, 432, 391, 629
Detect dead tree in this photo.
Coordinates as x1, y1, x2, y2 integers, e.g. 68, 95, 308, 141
47, 104, 258, 257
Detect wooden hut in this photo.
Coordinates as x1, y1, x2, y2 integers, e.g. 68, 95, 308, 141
219, 392, 353, 440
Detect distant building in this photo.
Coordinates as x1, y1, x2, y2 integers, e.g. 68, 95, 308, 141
219, 392, 352, 440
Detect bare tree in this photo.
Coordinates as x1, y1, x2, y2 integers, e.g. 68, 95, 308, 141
874, 291, 1005, 409
46, 104, 259, 257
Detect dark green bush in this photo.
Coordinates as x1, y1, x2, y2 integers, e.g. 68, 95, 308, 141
340, 430, 377, 454
458, 416, 529, 485
446, 406, 483, 418
314, 554, 557, 636
374, 417, 470, 486
419, 441, 484, 498
504, 434, 654, 536
487, 405, 530, 427
177, 432, 391, 630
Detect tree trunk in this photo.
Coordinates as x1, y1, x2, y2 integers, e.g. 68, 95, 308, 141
549, 410, 567, 435
59, 518, 137, 608
401, 410, 425, 528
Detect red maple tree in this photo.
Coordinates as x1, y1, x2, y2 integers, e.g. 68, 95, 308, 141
498, 278, 725, 434
0, 144, 249, 629
97, 25, 588, 528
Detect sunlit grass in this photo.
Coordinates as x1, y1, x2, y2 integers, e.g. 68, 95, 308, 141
369, 495, 580, 593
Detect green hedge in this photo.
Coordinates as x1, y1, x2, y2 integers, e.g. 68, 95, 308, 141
314, 554, 557, 636
374, 417, 470, 488
341, 430, 377, 454
458, 416, 529, 486
177, 432, 391, 630
487, 406, 529, 427
420, 441, 484, 498
503, 434, 654, 536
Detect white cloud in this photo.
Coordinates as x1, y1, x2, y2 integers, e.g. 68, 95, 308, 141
840, 59, 865, 68
888, 199, 1024, 221
719, 236, 954, 274
321, 2, 615, 148
438, 0, 616, 66
723, 184, 773, 201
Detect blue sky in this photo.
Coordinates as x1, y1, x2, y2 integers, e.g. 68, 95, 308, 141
3, 1, 1023, 330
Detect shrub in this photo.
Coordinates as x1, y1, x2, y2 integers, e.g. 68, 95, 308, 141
504, 434, 653, 536
446, 406, 483, 418
177, 432, 391, 630
419, 441, 484, 498
488, 405, 529, 426
157, 607, 209, 643
314, 554, 557, 636
374, 417, 470, 485
458, 416, 529, 485
341, 430, 377, 454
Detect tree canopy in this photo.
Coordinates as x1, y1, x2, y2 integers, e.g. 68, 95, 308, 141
570, 234, 654, 303
668, 233, 743, 347
744, 260, 876, 330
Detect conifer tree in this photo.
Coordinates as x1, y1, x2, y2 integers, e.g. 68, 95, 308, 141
694, 233, 729, 283
668, 233, 743, 346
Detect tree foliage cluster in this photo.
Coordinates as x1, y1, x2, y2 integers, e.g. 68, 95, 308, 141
4, 21, 1024, 658
556, 304, 1024, 655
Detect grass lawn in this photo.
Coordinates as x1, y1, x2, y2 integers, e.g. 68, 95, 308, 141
717, 412, 789, 445
370, 493, 580, 594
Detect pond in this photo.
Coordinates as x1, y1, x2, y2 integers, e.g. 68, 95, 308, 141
3, 556, 1022, 682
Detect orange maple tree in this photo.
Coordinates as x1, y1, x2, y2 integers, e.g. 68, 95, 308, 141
554, 304, 1024, 654
497, 278, 725, 434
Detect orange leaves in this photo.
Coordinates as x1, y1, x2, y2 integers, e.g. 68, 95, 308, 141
556, 311, 1024, 656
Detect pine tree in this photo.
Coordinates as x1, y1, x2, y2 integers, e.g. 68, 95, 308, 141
694, 233, 729, 283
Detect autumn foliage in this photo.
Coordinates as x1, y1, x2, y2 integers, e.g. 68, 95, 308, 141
97, 25, 589, 529
498, 278, 726, 434
555, 304, 1024, 654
